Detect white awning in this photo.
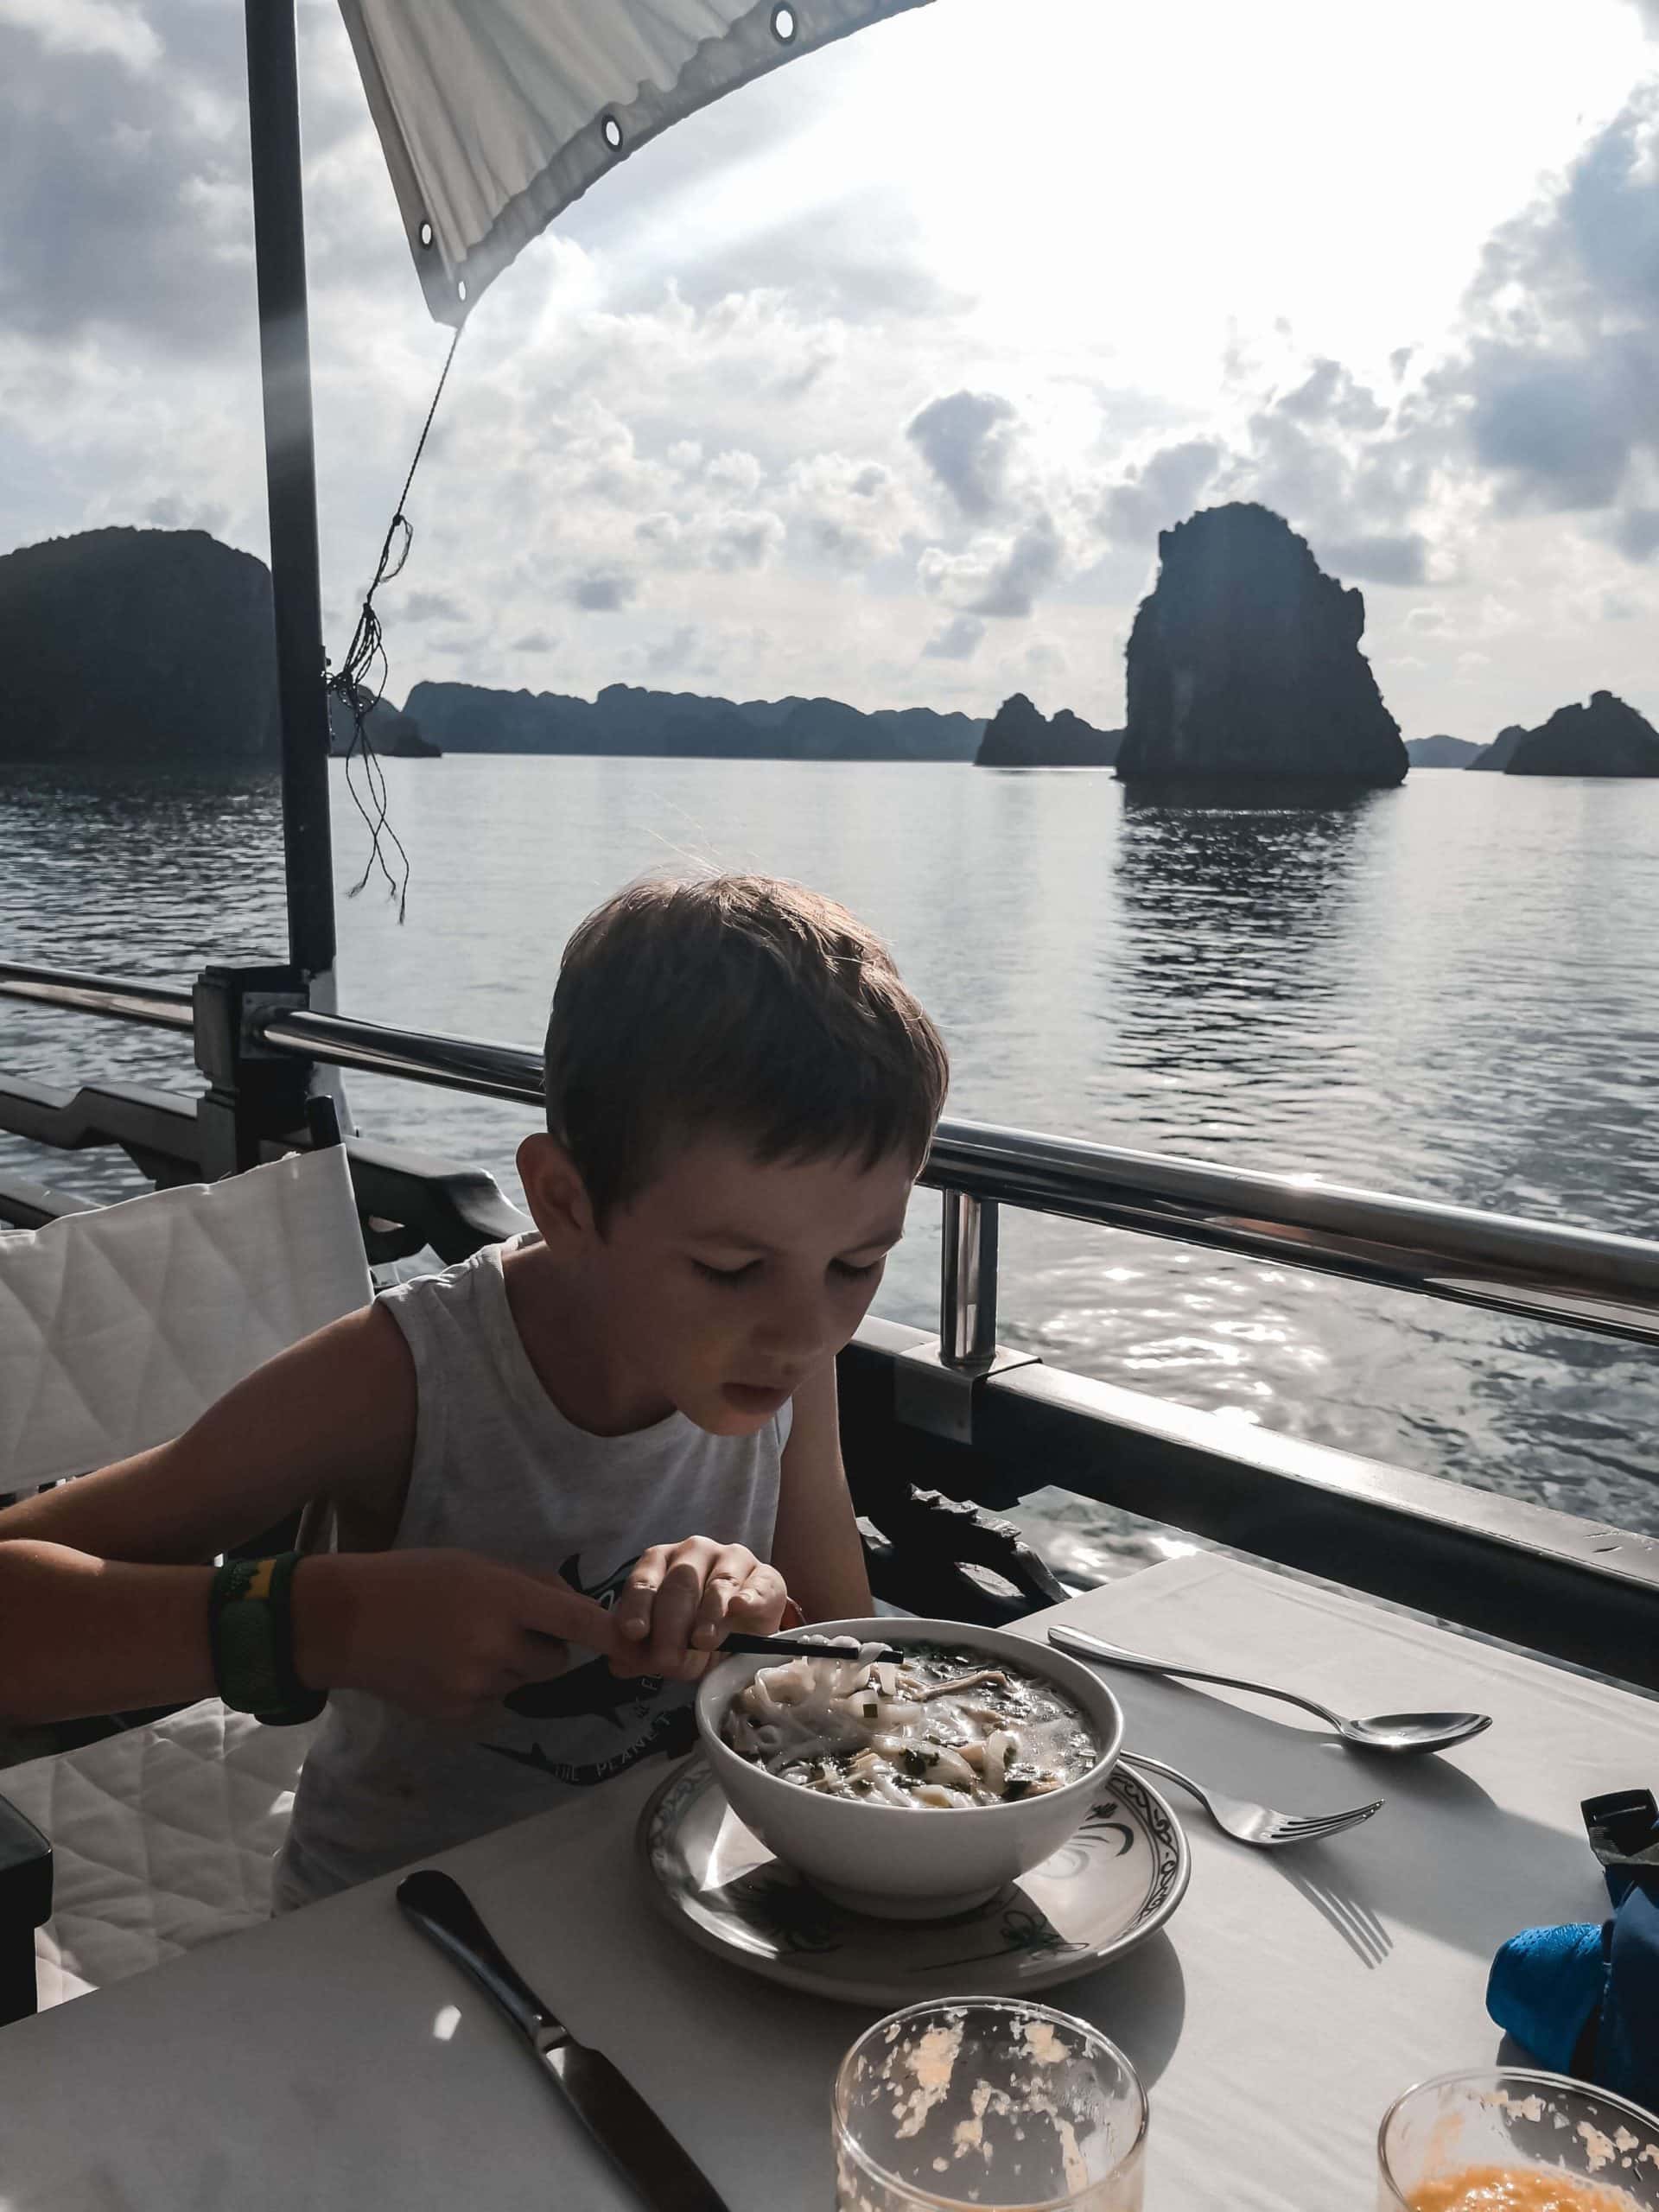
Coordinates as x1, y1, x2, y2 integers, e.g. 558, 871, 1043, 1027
338, 0, 935, 327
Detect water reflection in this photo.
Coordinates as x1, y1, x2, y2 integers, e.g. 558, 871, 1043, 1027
1115, 789, 1375, 980
1, 759, 1656, 1545
1106, 792, 1384, 1144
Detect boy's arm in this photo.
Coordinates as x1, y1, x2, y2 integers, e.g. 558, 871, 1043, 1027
0, 1300, 619, 1726
0, 1301, 416, 1723
0, 1300, 415, 1565
0, 1543, 222, 1719
769, 1357, 874, 1623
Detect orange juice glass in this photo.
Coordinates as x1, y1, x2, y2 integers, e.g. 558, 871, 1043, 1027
1378, 2069, 1659, 2212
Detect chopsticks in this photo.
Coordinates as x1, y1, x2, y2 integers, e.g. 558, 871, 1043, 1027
504, 1630, 899, 1718
719, 1630, 900, 1662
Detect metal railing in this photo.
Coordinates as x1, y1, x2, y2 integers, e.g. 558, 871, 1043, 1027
0, 962, 193, 1034
6, 957, 1659, 1357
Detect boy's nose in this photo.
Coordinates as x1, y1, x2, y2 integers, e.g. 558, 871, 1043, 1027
753, 1288, 826, 1366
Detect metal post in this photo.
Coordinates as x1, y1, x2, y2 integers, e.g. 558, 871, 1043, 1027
245, 0, 337, 987
940, 1191, 1000, 1373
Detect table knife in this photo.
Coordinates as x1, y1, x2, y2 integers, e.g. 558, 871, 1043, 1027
396, 1869, 732, 2212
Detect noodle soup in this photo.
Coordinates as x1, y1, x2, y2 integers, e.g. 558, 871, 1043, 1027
721, 1642, 1101, 1809
696, 1617, 1124, 1916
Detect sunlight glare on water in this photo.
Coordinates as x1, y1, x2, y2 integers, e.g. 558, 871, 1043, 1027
2, 757, 1656, 1570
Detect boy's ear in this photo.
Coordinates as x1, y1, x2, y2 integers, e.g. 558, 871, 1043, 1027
517, 1133, 597, 1246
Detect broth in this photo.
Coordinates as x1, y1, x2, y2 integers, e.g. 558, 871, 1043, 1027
721, 1642, 1101, 1808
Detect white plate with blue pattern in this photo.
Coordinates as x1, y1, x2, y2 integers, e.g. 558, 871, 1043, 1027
637, 1756, 1189, 2005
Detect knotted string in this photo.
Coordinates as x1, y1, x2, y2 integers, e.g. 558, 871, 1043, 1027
327, 323, 464, 923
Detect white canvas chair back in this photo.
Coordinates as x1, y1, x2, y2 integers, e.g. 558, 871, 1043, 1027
0, 1147, 372, 1492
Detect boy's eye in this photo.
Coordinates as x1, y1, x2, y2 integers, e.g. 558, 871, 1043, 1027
831, 1256, 883, 1282
693, 1257, 761, 1286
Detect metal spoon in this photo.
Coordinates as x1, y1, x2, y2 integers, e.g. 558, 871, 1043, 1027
1050, 1623, 1492, 1754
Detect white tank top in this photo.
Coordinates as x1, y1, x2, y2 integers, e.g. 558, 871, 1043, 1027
275, 1237, 788, 1910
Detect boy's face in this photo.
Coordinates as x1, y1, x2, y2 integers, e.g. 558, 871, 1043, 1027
522, 1131, 916, 1435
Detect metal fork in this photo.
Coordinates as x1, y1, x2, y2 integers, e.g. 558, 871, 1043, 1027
1122, 1750, 1382, 1848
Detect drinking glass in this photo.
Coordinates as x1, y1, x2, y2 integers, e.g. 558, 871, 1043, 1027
833, 1997, 1147, 2211
1378, 2069, 1659, 2210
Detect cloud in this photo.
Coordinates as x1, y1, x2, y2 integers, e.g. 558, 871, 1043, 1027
1275, 359, 1389, 433
779, 452, 918, 570
643, 623, 705, 677
1321, 532, 1430, 586
918, 507, 1063, 621
0, 0, 162, 67
1098, 438, 1224, 544
143, 493, 228, 535
708, 512, 785, 571
568, 570, 639, 612
1460, 345, 1645, 509
0, 2, 253, 353
1433, 88, 1659, 528
968, 510, 1063, 618
638, 501, 785, 574
404, 588, 472, 624
8, 0, 1659, 746
705, 448, 763, 498
923, 614, 985, 661
906, 391, 1018, 519
1612, 506, 1659, 559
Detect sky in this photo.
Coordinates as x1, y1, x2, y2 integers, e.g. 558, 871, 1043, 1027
3, 0, 1659, 739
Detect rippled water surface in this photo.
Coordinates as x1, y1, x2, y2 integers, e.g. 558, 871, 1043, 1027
3, 758, 1656, 1573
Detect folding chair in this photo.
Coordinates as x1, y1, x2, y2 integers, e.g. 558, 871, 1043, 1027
0, 1141, 372, 2024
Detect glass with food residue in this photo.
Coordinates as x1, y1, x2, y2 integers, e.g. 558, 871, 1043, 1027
833, 1998, 1147, 2211
1378, 2069, 1659, 2212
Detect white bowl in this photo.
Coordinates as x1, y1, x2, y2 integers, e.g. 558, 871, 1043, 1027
695, 1617, 1124, 1919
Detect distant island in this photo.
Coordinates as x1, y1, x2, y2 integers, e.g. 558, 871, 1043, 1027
1407, 734, 1482, 768
1116, 504, 1408, 789
328, 683, 438, 759
404, 681, 983, 764
0, 527, 283, 766
0, 527, 443, 765
10, 523, 1659, 788
1486, 691, 1659, 778
1468, 725, 1529, 772
975, 694, 1122, 766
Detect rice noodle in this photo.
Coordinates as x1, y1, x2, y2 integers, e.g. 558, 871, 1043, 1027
721, 1641, 1099, 1808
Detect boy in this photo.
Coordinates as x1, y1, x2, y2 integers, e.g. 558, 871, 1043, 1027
0, 874, 949, 1907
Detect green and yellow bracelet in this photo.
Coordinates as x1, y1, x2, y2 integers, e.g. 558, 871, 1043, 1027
208, 1551, 326, 1727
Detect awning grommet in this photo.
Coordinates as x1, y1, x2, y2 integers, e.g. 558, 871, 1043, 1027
601, 112, 623, 151
456, 277, 467, 303
772, 5, 798, 39
418, 219, 434, 249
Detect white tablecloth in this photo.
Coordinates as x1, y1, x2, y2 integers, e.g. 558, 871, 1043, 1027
1, 1554, 1651, 2210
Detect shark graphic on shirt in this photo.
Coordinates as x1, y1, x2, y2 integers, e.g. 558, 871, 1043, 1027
481, 1550, 699, 1787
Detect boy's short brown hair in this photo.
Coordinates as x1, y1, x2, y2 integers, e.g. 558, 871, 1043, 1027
544, 874, 949, 1221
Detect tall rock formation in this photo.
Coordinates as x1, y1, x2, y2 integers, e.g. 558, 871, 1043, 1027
1116, 504, 1407, 787
976, 694, 1122, 766
1505, 690, 1659, 777
0, 527, 281, 765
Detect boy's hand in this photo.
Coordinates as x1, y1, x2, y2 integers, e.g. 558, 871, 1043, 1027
297, 1549, 617, 1726
610, 1538, 787, 1682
